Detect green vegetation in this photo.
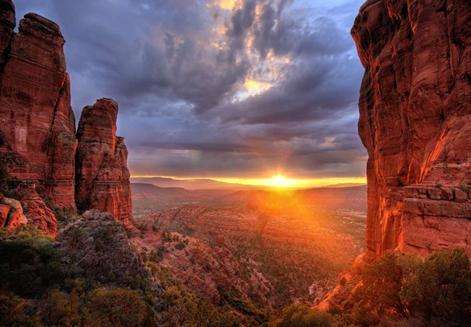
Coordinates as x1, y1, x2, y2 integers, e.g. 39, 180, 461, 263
336, 249, 471, 326
400, 249, 471, 324
0, 228, 65, 298
1, 204, 469, 326
269, 304, 331, 327
82, 288, 152, 326
151, 265, 247, 326
0, 223, 159, 326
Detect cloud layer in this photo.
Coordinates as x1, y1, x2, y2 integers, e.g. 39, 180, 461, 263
15, 0, 366, 179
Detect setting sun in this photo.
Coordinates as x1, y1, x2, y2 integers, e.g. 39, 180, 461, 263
266, 174, 296, 188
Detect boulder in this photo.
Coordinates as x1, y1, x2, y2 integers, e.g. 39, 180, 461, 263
0, 194, 27, 231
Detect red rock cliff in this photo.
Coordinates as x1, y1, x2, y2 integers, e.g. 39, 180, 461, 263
352, 0, 470, 257
0, 3, 77, 210
75, 99, 134, 229
0, 0, 134, 234
0, 1, 76, 235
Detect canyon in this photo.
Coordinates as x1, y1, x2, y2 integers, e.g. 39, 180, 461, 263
0, 0, 133, 235
0, 0, 469, 325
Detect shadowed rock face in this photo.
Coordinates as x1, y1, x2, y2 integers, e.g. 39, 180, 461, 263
75, 99, 134, 229
352, 0, 470, 257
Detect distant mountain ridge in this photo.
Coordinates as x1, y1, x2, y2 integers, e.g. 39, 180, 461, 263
131, 176, 255, 190
132, 176, 366, 191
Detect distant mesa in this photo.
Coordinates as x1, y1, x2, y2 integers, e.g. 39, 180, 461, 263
0, 0, 133, 235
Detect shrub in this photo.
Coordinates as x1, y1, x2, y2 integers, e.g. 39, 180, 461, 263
39, 289, 80, 326
271, 303, 332, 327
159, 285, 242, 327
0, 291, 39, 326
401, 249, 471, 325
0, 232, 67, 298
353, 253, 408, 316
82, 287, 152, 327
337, 249, 470, 326
175, 240, 187, 250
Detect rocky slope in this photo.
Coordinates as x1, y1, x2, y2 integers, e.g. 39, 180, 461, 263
133, 202, 364, 310
0, 0, 133, 234
352, 0, 470, 258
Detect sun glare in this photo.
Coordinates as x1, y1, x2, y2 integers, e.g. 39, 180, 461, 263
266, 174, 296, 188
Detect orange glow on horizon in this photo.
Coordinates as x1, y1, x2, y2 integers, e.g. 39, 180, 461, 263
131, 174, 366, 189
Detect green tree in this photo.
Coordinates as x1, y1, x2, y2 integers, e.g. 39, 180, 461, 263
401, 249, 471, 325
271, 303, 331, 327
82, 287, 152, 327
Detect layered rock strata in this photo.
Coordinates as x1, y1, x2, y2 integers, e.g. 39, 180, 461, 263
0, 1, 134, 234
0, 6, 76, 210
352, 0, 470, 257
75, 99, 134, 229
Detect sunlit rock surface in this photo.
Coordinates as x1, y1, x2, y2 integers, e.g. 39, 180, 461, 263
76, 99, 134, 229
0, 0, 134, 234
352, 0, 471, 257
0, 6, 77, 210
0, 194, 27, 232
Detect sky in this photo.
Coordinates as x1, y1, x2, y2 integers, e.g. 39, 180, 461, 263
15, 0, 367, 186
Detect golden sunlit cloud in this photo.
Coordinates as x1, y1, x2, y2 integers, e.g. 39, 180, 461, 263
217, 0, 238, 10
233, 78, 273, 102
244, 78, 272, 94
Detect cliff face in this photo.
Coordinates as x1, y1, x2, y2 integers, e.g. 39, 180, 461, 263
0, 4, 76, 211
76, 99, 134, 228
0, 1, 134, 234
352, 0, 470, 257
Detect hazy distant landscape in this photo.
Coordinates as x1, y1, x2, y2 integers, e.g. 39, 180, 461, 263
131, 181, 367, 319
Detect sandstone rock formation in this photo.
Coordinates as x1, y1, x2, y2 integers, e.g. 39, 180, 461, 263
19, 187, 58, 237
0, 5, 76, 210
75, 99, 134, 229
0, 0, 134, 234
0, 194, 27, 232
352, 0, 470, 257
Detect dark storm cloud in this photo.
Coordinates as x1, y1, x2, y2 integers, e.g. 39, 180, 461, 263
216, 54, 362, 124
14, 0, 366, 178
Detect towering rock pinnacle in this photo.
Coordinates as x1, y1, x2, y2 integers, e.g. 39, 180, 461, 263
352, 0, 470, 257
76, 99, 134, 229
0, 2, 76, 235
0, 0, 134, 235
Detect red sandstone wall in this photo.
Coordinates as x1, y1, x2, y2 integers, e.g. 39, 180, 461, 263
75, 99, 134, 229
352, 0, 470, 257
0, 0, 134, 234
0, 4, 77, 210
